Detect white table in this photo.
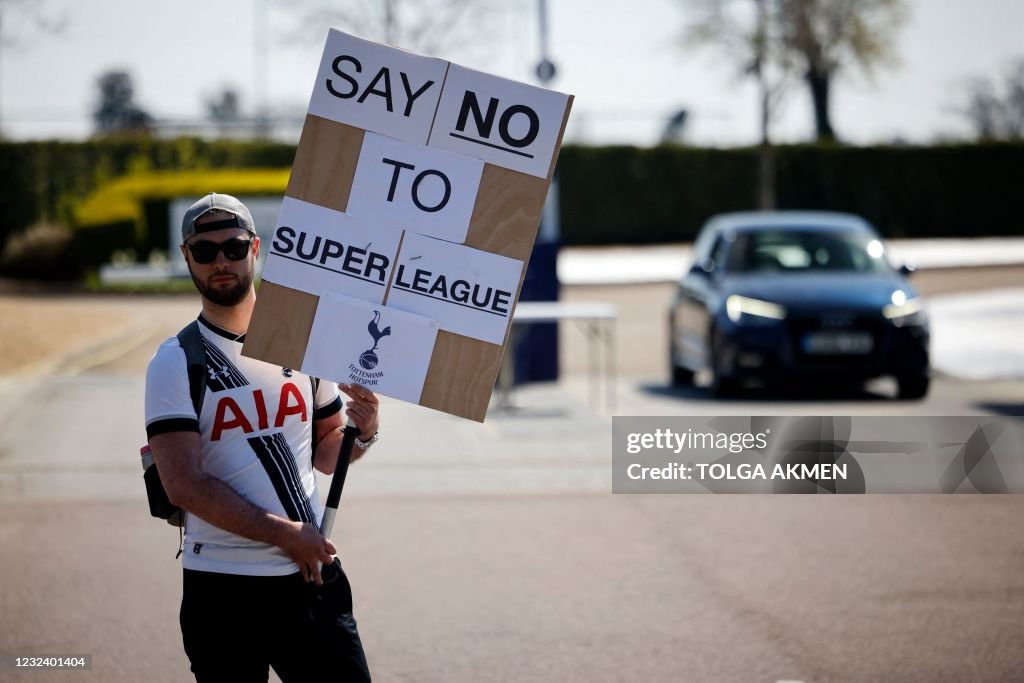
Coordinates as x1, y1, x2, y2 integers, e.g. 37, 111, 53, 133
495, 302, 618, 410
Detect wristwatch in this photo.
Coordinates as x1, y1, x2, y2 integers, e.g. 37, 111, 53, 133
354, 431, 379, 449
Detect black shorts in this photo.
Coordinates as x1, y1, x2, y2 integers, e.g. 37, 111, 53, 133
180, 564, 371, 682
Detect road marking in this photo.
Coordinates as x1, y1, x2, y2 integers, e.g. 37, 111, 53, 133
60, 326, 155, 376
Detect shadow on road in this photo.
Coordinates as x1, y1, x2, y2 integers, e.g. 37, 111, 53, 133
486, 405, 574, 420
976, 403, 1024, 418
640, 381, 895, 403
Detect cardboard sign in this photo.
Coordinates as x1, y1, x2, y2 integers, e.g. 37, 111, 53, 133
307, 29, 449, 145
261, 197, 402, 303
347, 132, 484, 244
244, 29, 573, 422
428, 64, 571, 178
302, 292, 438, 404
385, 232, 523, 345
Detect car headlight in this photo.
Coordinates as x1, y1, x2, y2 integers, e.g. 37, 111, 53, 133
726, 295, 787, 324
882, 297, 927, 326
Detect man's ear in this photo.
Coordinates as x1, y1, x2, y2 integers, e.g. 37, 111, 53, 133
252, 236, 261, 258
179, 245, 189, 262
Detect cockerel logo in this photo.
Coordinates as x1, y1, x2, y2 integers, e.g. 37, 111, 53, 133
359, 310, 392, 370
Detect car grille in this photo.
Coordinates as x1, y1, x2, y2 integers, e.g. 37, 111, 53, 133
788, 312, 887, 372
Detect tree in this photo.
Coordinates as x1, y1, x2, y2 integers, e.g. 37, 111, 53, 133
681, 0, 908, 142
278, 0, 506, 59
92, 70, 152, 135
206, 87, 242, 123
962, 59, 1024, 141
681, 0, 790, 207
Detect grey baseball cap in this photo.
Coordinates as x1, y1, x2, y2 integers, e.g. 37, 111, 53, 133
181, 193, 256, 242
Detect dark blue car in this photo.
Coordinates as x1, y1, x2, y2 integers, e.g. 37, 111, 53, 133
669, 212, 930, 399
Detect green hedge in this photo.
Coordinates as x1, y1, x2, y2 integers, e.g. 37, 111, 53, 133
557, 145, 758, 244
557, 142, 1024, 244
2, 138, 1022, 253
0, 138, 295, 249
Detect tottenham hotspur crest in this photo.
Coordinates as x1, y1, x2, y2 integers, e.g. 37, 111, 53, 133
359, 310, 391, 370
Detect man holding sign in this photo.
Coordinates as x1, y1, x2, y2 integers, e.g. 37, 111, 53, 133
144, 193, 377, 681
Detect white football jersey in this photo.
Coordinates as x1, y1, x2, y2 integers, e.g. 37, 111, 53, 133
145, 314, 341, 576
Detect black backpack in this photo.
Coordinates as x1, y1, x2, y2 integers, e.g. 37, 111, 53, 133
142, 320, 319, 527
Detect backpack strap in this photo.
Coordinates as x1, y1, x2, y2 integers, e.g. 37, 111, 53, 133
177, 319, 320, 422
176, 320, 208, 418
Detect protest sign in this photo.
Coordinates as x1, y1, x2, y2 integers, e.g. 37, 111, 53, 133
303, 292, 438, 404
307, 30, 448, 144
346, 132, 484, 243
387, 232, 523, 345
243, 28, 572, 421
261, 197, 402, 303
427, 64, 571, 179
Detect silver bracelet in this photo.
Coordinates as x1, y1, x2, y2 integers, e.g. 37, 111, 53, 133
354, 431, 379, 449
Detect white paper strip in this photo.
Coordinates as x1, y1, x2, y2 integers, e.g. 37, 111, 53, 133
347, 132, 484, 244
386, 232, 524, 345
302, 292, 438, 404
307, 29, 449, 144
261, 197, 402, 303
428, 64, 569, 178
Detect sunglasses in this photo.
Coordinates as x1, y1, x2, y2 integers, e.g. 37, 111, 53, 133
184, 238, 254, 264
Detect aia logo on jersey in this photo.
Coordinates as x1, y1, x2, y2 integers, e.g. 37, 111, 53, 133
211, 383, 307, 441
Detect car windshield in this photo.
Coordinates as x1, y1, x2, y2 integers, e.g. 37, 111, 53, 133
725, 229, 890, 274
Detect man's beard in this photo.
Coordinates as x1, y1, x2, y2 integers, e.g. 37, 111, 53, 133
189, 266, 254, 306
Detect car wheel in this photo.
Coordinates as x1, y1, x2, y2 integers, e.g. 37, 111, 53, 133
897, 374, 930, 400
711, 370, 740, 398
671, 362, 694, 387
710, 331, 740, 398
668, 318, 695, 387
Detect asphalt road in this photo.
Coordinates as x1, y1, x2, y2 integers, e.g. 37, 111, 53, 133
1, 271, 1023, 682
1, 379, 1022, 682
4, 490, 1023, 683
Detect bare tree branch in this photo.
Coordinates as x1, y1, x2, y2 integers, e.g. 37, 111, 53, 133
274, 0, 510, 61
961, 59, 1024, 141
678, 0, 908, 141
0, 0, 66, 48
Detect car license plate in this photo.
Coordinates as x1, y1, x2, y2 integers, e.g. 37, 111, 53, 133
802, 331, 874, 355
